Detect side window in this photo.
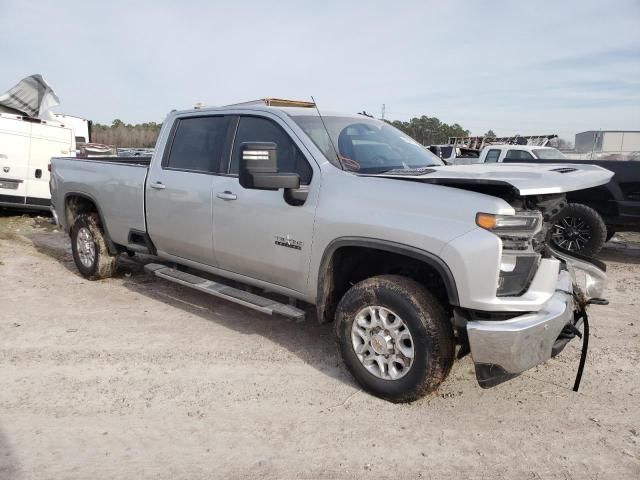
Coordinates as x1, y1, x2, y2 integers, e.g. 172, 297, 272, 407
166, 116, 230, 173
440, 146, 453, 159
229, 116, 313, 184
485, 149, 501, 162
506, 149, 534, 160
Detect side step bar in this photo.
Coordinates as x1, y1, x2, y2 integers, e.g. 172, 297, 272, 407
144, 263, 305, 321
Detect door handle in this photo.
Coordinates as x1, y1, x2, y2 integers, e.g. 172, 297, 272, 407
150, 181, 166, 190
216, 191, 237, 201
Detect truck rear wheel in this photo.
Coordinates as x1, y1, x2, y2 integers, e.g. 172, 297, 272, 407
335, 275, 454, 403
549, 203, 606, 256
70, 213, 119, 280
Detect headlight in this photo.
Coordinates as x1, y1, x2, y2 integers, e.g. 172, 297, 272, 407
476, 211, 542, 236
477, 210, 543, 297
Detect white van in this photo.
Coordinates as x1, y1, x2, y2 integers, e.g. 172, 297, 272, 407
0, 112, 75, 210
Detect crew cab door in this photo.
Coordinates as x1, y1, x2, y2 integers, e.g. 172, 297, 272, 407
211, 114, 319, 292
145, 114, 233, 266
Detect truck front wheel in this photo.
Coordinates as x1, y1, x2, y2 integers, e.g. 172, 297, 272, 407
549, 203, 607, 256
70, 213, 119, 280
335, 275, 455, 403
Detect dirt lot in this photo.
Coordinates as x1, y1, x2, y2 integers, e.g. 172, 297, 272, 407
1, 212, 639, 479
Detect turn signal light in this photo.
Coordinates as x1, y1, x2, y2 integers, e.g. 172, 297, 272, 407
476, 213, 497, 230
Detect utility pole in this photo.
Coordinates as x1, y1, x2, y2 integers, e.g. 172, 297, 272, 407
381, 104, 386, 120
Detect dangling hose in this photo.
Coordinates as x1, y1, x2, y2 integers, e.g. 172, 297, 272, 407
573, 308, 589, 392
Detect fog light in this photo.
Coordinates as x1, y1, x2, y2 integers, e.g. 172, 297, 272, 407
497, 254, 540, 296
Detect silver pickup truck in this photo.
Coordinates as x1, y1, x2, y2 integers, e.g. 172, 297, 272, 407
50, 99, 613, 402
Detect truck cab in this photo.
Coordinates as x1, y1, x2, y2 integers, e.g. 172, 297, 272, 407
479, 144, 568, 163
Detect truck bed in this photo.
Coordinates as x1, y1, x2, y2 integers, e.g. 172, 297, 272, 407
72, 156, 152, 166
50, 156, 149, 244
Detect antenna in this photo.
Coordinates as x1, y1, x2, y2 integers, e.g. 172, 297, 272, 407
310, 96, 345, 170
381, 103, 386, 120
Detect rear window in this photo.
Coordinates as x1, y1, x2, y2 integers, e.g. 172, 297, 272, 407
440, 146, 453, 159
505, 149, 534, 160
532, 148, 567, 160
485, 149, 501, 162
458, 148, 479, 158
166, 116, 230, 173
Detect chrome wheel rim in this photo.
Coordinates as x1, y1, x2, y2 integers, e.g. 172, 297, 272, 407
76, 227, 96, 268
551, 216, 591, 251
350, 306, 415, 380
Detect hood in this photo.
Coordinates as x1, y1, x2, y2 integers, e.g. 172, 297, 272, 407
371, 163, 613, 196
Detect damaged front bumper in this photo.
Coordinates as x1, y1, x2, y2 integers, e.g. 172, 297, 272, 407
465, 249, 607, 388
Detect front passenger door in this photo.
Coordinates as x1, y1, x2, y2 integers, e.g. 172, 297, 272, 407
212, 115, 318, 292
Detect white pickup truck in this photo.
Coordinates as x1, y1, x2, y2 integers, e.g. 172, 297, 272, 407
475, 144, 568, 163
50, 99, 612, 402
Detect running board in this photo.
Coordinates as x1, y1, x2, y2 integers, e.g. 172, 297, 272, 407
144, 263, 305, 321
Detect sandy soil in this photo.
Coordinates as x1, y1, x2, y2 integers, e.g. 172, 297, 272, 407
0, 212, 639, 479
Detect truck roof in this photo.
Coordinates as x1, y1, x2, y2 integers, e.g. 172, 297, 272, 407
168, 98, 361, 120
483, 145, 557, 151
170, 105, 355, 118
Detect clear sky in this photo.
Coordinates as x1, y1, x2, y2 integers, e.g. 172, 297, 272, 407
1, 0, 639, 141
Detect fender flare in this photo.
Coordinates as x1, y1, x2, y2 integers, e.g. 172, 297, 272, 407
317, 237, 460, 322
63, 192, 119, 255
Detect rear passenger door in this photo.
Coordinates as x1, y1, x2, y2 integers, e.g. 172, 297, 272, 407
211, 114, 319, 292
146, 115, 233, 266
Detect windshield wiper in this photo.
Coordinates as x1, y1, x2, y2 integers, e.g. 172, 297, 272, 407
368, 166, 437, 175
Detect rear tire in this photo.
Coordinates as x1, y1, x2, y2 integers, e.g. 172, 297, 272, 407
70, 213, 119, 280
549, 203, 606, 256
335, 275, 454, 403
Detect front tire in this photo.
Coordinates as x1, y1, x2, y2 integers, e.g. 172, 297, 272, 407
549, 203, 606, 256
70, 213, 119, 280
606, 229, 616, 242
335, 275, 454, 403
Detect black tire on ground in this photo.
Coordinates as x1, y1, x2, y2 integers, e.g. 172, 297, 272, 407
549, 203, 607, 256
334, 275, 455, 403
606, 229, 616, 242
70, 213, 119, 280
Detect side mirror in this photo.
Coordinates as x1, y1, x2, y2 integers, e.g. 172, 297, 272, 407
239, 142, 300, 190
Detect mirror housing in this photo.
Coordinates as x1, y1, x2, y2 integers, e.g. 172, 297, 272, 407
239, 142, 300, 190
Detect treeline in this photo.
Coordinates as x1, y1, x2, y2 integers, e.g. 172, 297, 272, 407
91, 114, 471, 149
92, 119, 161, 148
387, 116, 469, 145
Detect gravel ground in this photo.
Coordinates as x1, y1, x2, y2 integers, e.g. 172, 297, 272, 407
0, 212, 639, 479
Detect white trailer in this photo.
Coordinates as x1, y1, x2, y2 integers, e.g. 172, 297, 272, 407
53, 113, 91, 144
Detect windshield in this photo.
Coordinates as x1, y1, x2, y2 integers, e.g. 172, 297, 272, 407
533, 148, 567, 160
290, 115, 444, 173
